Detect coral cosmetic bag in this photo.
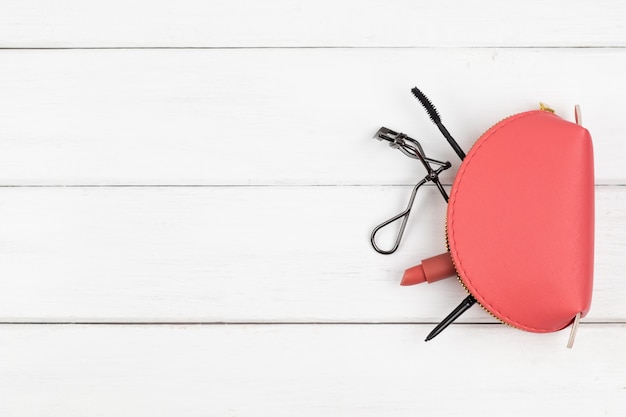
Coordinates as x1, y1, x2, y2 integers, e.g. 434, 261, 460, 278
371, 89, 594, 345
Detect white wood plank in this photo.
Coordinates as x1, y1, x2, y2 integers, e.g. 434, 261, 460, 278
0, 49, 624, 185
1, 324, 624, 416
0, 186, 622, 322
0, 0, 624, 48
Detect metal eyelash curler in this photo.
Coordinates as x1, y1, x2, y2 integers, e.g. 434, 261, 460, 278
370, 127, 451, 255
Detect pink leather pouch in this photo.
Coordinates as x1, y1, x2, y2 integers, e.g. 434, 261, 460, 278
371, 91, 594, 346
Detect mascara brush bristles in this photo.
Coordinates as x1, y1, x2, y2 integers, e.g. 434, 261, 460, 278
411, 87, 441, 124
410, 86, 466, 161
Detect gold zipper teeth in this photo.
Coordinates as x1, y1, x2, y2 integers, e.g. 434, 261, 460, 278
442, 108, 551, 330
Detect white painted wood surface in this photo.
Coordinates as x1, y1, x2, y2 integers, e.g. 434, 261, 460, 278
0, 186, 624, 322
1, 48, 625, 185
1, 1, 625, 415
0, 0, 624, 47
2, 324, 625, 417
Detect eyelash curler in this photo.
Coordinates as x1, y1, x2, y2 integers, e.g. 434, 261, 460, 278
371, 87, 464, 256
370, 127, 451, 255
370, 87, 594, 347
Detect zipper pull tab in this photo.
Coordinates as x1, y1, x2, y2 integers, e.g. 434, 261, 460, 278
575, 104, 582, 125
539, 102, 555, 113
567, 312, 582, 349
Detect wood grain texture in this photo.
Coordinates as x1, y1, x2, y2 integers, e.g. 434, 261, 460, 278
1, 324, 624, 416
0, 0, 625, 48
0, 48, 624, 185
0, 185, 622, 322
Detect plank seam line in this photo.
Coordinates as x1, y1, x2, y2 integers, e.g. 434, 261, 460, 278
0, 46, 625, 51
0, 184, 622, 188
0, 321, 621, 326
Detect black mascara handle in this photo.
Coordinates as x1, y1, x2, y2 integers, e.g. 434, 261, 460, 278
436, 122, 466, 160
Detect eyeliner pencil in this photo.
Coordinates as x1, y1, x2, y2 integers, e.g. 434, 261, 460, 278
425, 295, 477, 341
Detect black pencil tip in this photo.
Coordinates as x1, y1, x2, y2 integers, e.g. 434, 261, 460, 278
424, 330, 437, 342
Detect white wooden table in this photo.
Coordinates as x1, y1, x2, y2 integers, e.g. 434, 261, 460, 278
1, 1, 625, 415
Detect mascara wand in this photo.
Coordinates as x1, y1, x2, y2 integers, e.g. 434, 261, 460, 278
411, 87, 466, 160
410, 86, 476, 341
